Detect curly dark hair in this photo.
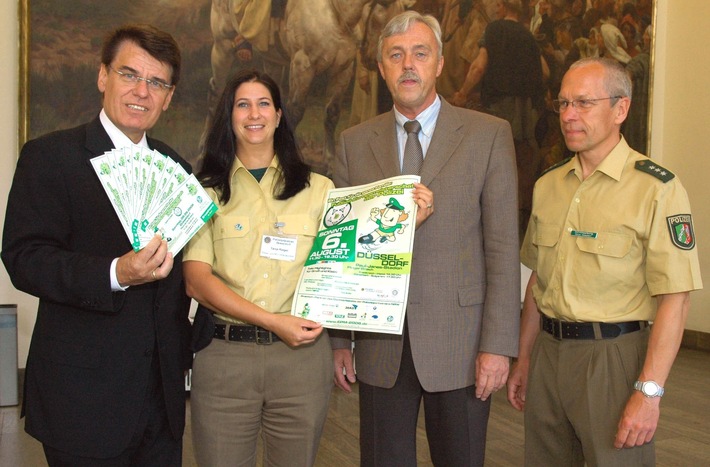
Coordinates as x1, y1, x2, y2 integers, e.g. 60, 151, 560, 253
198, 69, 311, 203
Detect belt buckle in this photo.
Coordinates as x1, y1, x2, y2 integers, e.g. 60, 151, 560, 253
255, 327, 273, 345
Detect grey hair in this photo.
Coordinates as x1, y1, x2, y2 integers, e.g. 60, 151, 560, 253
376, 11, 443, 63
569, 57, 633, 101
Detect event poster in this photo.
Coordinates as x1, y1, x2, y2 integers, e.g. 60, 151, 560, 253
291, 175, 420, 334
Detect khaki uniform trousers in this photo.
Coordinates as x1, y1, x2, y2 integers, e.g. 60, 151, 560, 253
190, 333, 333, 466
525, 326, 655, 466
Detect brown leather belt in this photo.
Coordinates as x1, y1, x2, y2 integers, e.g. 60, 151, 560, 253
541, 315, 648, 340
213, 323, 281, 344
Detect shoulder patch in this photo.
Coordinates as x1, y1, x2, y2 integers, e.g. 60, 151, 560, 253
635, 160, 675, 183
667, 214, 695, 250
541, 157, 572, 177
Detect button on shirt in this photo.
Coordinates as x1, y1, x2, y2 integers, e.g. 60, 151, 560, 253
183, 157, 334, 324
520, 137, 702, 322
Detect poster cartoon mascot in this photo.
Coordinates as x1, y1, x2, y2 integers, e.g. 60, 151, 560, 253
359, 197, 409, 248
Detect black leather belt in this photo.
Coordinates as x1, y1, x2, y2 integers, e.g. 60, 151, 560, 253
541, 315, 647, 340
213, 323, 281, 344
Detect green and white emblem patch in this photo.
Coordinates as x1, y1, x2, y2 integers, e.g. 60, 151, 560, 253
667, 214, 695, 250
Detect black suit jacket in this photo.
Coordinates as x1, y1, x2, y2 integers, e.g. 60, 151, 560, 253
1, 116, 192, 458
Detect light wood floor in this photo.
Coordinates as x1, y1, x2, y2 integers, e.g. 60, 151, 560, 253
1, 348, 708, 466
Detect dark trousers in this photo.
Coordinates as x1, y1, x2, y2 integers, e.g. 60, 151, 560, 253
43, 352, 182, 467
358, 330, 491, 467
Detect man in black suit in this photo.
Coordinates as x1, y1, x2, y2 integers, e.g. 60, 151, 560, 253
1, 24, 192, 466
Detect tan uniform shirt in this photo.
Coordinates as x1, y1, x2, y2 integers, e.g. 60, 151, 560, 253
183, 157, 334, 324
521, 137, 702, 322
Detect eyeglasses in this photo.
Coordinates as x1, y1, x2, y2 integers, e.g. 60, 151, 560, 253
552, 96, 622, 113
107, 65, 173, 92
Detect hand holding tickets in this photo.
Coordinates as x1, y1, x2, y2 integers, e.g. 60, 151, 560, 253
90, 145, 217, 254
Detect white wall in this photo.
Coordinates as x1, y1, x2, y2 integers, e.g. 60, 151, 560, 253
651, 0, 710, 332
1, 0, 709, 369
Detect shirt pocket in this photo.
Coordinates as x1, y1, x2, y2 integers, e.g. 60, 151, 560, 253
276, 214, 319, 282
212, 215, 251, 242
533, 223, 560, 248
277, 214, 318, 238
576, 231, 633, 258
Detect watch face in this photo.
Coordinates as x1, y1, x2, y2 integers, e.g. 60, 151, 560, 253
642, 381, 660, 396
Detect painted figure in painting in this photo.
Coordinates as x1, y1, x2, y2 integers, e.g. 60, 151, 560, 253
206, 0, 402, 174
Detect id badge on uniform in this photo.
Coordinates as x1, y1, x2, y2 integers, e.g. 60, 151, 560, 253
260, 222, 298, 261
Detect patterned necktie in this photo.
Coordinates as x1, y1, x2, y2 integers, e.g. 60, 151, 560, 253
402, 120, 423, 175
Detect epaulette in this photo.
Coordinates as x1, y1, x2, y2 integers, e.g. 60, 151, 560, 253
634, 160, 675, 183
540, 157, 572, 177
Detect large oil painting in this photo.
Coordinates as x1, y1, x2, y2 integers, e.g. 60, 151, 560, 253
20, 0, 655, 232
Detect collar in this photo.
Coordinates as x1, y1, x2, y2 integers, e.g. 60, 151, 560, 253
99, 109, 149, 149
230, 154, 281, 180
569, 136, 631, 182
393, 95, 441, 139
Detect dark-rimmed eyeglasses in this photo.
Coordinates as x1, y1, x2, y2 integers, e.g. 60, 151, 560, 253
552, 96, 622, 113
107, 65, 173, 93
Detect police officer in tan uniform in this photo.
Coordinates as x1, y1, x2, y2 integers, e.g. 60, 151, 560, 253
508, 57, 703, 466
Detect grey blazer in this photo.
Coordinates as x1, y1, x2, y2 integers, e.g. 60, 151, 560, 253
331, 99, 520, 392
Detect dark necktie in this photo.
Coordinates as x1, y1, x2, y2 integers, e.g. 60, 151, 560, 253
402, 120, 423, 175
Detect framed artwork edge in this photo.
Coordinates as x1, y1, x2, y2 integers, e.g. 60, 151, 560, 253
646, 0, 658, 156
18, 0, 29, 149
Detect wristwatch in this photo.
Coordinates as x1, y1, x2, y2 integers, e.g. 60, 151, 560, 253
634, 380, 665, 398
